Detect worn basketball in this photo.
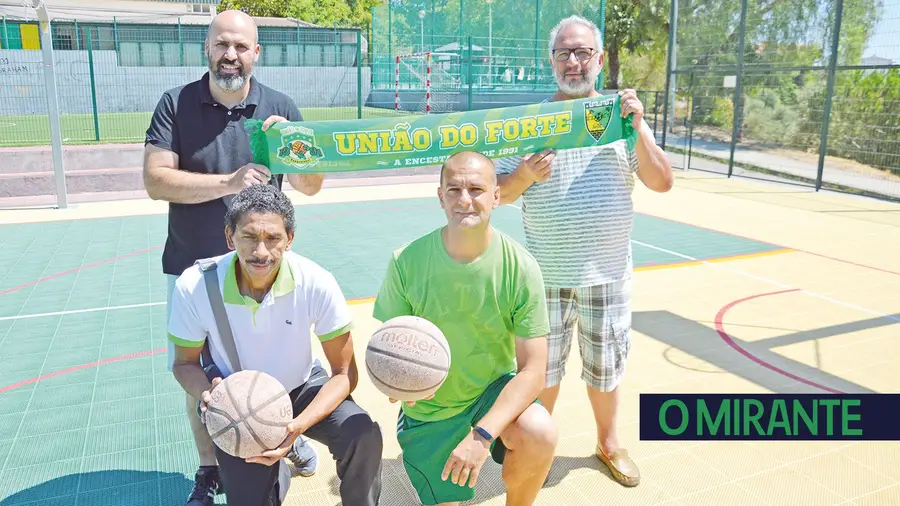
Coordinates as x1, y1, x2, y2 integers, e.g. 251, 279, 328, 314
365, 315, 451, 402
204, 370, 293, 459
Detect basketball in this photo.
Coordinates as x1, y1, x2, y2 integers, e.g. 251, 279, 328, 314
365, 315, 451, 402
204, 370, 294, 459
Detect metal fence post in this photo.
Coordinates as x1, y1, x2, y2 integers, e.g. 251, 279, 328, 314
368, 7, 374, 65
687, 72, 696, 169
387, 2, 392, 66
178, 17, 184, 66
597, 0, 606, 88
296, 25, 302, 65
652, 90, 660, 137
661, 0, 677, 149
333, 25, 338, 66
87, 28, 100, 141
458, 0, 464, 51
357, 29, 363, 119
533, 0, 542, 91
467, 36, 473, 111
816, 0, 844, 191
726, 0, 749, 177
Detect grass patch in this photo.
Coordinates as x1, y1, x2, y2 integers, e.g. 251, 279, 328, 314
0, 106, 407, 147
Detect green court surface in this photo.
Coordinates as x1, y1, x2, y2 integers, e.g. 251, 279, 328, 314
0, 197, 783, 505
0, 107, 407, 147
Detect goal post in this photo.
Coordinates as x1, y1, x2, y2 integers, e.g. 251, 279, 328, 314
394, 51, 461, 114
21, 0, 68, 209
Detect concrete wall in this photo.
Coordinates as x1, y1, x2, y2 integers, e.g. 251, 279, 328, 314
0, 49, 372, 115
365, 89, 555, 113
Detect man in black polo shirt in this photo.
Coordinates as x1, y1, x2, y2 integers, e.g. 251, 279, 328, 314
143, 10, 322, 506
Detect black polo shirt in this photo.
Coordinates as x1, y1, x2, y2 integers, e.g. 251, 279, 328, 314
145, 72, 302, 276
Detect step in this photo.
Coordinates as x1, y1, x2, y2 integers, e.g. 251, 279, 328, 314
0, 167, 144, 198
0, 164, 442, 199
0, 171, 441, 209
0, 143, 145, 174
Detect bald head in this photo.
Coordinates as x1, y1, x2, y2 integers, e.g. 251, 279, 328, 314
205, 9, 259, 93
437, 151, 500, 230
208, 9, 258, 44
440, 151, 496, 187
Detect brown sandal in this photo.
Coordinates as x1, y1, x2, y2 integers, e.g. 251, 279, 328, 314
596, 447, 641, 487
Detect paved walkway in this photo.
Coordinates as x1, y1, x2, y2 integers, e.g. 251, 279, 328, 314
665, 134, 900, 200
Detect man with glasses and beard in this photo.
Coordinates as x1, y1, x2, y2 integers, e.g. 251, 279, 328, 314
495, 15, 673, 489
143, 10, 323, 506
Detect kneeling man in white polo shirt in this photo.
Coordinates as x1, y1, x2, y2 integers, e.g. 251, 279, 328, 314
167, 184, 383, 506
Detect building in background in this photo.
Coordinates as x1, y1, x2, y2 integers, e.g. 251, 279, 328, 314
0, 0, 361, 70
2, 0, 219, 50
1, 0, 220, 24
861, 55, 895, 66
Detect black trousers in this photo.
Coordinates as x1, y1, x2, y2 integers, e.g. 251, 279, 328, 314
204, 363, 383, 506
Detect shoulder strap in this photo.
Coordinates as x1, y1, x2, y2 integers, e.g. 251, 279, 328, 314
196, 258, 242, 372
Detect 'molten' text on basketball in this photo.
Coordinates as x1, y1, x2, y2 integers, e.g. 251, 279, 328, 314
377, 330, 441, 358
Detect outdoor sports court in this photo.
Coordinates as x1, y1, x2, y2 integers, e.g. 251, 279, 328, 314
0, 171, 898, 505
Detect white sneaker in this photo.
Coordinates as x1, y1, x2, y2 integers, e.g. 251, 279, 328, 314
285, 434, 318, 477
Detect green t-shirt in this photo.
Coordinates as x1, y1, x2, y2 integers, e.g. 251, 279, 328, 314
372, 227, 550, 422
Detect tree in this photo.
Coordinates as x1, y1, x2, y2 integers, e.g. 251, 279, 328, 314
217, 0, 291, 17
217, 0, 383, 29
286, 0, 383, 28
602, 0, 669, 89
286, 0, 353, 26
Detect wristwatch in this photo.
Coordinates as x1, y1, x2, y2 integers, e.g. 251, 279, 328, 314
472, 425, 494, 443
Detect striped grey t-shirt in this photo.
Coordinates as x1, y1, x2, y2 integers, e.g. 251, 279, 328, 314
496, 138, 640, 288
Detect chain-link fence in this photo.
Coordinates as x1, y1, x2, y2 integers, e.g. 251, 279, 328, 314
0, 18, 370, 147
0, 5, 620, 154
0, 4, 680, 209
370, 0, 606, 93
662, 0, 900, 201
0, 1, 614, 146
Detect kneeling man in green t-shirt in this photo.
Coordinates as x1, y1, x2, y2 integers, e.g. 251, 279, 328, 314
373, 151, 558, 505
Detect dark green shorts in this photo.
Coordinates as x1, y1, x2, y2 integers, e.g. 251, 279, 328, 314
397, 373, 524, 505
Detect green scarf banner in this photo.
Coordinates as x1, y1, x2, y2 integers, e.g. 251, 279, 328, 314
245, 94, 638, 174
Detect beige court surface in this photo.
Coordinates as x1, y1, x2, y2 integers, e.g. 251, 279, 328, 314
286, 173, 900, 506
1, 170, 898, 505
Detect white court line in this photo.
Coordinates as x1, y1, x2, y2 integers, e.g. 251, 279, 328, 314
3, 207, 897, 325
504, 203, 900, 324
0, 302, 165, 322
631, 239, 900, 324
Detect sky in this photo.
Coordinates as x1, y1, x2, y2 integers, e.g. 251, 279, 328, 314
863, 1, 900, 62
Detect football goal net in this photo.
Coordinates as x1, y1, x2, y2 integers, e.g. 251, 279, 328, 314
394, 51, 461, 114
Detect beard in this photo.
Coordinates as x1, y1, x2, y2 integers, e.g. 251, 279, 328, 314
208, 55, 252, 92
555, 65, 601, 96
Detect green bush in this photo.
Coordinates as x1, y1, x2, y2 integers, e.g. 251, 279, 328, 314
708, 97, 734, 129
824, 68, 900, 171
741, 88, 806, 146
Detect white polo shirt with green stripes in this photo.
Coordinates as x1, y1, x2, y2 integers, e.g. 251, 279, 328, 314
167, 250, 353, 392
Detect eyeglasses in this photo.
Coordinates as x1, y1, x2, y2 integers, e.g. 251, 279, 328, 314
552, 47, 596, 62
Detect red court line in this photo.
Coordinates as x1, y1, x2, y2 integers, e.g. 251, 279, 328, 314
0, 347, 167, 394
0, 246, 164, 297
637, 211, 900, 277
0, 296, 374, 394
714, 289, 845, 394
0, 204, 434, 299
